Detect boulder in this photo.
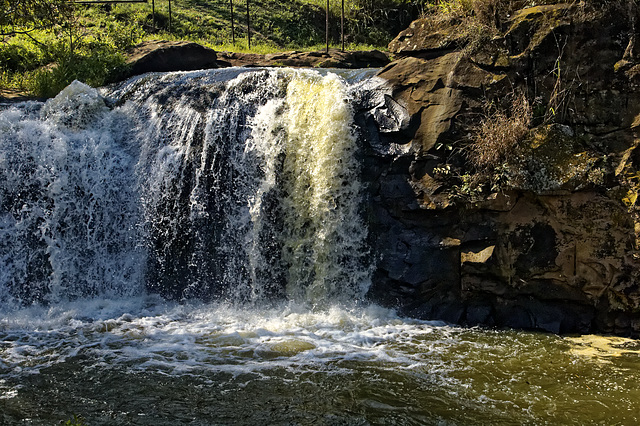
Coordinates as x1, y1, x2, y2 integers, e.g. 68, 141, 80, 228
388, 17, 467, 55
125, 40, 219, 76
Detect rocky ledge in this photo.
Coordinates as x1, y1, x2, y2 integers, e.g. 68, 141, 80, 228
124, 40, 219, 78
123, 40, 390, 79
1, 42, 390, 102
365, 2, 640, 336
216, 49, 390, 68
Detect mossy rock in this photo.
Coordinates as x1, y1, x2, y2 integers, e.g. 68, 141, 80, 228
505, 3, 574, 57
511, 124, 604, 192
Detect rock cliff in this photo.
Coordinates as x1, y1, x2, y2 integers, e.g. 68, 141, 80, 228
367, 1, 640, 336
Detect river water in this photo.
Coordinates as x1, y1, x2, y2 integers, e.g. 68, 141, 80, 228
0, 68, 639, 425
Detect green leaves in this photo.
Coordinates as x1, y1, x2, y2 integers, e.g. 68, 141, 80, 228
1, 0, 72, 36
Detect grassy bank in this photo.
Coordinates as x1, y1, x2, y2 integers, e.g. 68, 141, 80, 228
1, 0, 425, 97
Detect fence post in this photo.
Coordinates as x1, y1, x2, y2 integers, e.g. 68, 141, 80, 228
246, 0, 251, 49
326, 0, 329, 54
152, 0, 156, 30
341, 0, 344, 52
168, 0, 172, 33
230, 0, 235, 43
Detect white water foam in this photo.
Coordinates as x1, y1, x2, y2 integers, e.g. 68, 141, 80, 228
2, 293, 638, 426
0, 81, 145, 305
0, 296, 456, 381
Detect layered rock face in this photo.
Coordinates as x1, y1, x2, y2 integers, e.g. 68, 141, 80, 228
366, 2, 640, 336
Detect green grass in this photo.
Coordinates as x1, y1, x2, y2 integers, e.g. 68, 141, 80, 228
1, 0, 425, 97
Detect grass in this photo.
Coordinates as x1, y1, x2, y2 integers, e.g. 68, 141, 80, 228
62, 415, 87, 426
434, 92, 532, 202
1, 0, 426, 97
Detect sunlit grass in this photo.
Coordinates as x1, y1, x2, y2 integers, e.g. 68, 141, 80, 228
1, 0, 418, 97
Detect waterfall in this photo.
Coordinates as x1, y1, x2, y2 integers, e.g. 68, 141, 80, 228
0, 68, 374, 307
2, 68, 639, 426
0, 83, 145, 304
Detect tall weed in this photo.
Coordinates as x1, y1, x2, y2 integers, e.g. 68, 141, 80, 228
469, 92, 531, 171
28, 50, 126, 98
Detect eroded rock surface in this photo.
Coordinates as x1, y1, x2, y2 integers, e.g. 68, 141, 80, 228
122, 42, 390, 79
216, 49, 390, 69
367, 2, 640, 336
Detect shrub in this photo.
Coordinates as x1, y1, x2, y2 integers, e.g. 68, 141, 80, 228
418, 0, 508, 52
468, 92, 531, 171
62, 414, 87, 426
28, 49, 126, 98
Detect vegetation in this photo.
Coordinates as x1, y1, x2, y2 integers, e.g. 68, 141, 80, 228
1, 0, 71, 36
469, 92, 531, 172
417, 0, 634, 53
425, 0, 636, 201
61, 414, 87, 426
1, 0, 426, 97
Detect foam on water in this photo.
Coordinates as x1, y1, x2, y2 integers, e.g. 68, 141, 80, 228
0, 297, 443, 375
2, 296, 639, 424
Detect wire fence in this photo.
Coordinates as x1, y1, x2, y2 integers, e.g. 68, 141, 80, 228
73, 0, 353, 52
71, 0, 428, 53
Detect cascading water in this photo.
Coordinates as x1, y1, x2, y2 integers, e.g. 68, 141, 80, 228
1, 68, 372, 306
0, 83, 145, 304
1, 68, 639, 425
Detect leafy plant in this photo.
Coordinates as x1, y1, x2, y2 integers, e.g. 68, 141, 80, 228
0, 0, 72, 37
28, 49, 126, 98
62, 414, 87, 426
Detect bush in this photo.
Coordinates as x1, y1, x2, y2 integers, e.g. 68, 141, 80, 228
0, 42, 43, 72
28, 49, 126, 98
468, 92, 531, 171
62, 414, 87, 426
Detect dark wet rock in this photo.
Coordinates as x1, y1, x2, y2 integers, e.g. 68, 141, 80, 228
367, 2, 640, 337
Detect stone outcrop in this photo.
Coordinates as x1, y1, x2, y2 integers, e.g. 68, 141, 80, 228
122, 42, 390, 81
125, 40, 219, 77
366, 2, 640, 336
217, 49, 391, 69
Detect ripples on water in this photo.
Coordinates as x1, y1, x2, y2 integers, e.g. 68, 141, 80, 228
1, 298, 639, 425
